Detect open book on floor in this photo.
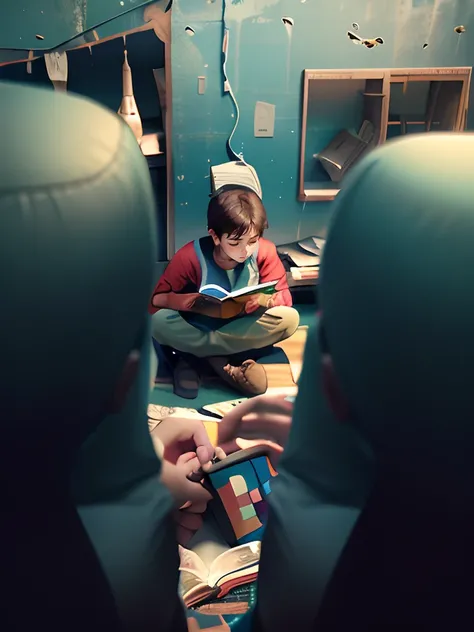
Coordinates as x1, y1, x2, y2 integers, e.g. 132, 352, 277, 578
199, 280, 277, 302
179, 541, 260, 609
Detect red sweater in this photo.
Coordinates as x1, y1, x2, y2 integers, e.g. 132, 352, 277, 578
149, 237, 292, 315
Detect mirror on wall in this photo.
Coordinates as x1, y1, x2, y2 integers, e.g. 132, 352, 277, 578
299, 67, 472, 203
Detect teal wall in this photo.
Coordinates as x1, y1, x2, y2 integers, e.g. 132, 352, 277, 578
171, 0, 474, 250
0, 0, 156, 54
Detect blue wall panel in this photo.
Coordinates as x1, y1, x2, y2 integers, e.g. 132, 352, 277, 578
171, 0, 474, 250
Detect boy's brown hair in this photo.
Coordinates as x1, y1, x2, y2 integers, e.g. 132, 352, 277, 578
207, 187, 269, 239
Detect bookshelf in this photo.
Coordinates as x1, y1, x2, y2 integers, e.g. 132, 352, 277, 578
387, 69, 470, 141
299, 67, 472, 202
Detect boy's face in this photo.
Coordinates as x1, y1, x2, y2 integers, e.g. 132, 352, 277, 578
209, 229, 260, 263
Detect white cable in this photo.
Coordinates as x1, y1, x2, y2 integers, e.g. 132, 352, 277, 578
222, 1, 245, 163
296, 202, 306, 241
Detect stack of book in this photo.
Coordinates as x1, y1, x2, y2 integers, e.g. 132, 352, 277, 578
289, 265, 319, 285
277, 236, 325, 288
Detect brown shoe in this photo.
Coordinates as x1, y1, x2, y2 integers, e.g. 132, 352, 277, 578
207, 356, 268, 396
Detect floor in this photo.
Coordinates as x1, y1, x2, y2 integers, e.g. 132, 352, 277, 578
149, 305, 315, 410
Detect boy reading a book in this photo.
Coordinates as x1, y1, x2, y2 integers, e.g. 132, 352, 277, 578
149, 186, 299, 397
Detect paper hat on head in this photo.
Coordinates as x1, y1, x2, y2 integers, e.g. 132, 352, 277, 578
210, 160, 262, 199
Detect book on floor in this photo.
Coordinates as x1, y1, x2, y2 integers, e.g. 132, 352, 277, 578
289, 266, 320, 281
179, 541, 260, 608
199, 280, 277, 302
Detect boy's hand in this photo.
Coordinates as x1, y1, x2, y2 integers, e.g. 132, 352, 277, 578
186, 293, 222, 317
161, 453, 212, 508
181, 292, 204, 310
217, 394, 293, 466
244, 294, 261, 314
174, 500, 208, 546
244, 293, 274, 314
161, 446, 227, 545
217, 393, 293, 446
153, 416, 215, 467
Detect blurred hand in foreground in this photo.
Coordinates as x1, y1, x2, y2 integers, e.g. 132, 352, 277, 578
151, 417, 219, 545
217, 394, 294, 466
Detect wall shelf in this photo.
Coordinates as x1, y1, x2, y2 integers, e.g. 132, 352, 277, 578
141, 118, 165, 160
299, 66, 472, 203
387, 120, 426, 125
300, 181, 341, 202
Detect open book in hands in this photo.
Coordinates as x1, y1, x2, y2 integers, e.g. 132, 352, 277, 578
199, 280, 278, 303
179, 541, 260, 608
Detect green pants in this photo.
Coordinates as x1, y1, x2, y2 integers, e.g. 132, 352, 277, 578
151, 306, 300, 357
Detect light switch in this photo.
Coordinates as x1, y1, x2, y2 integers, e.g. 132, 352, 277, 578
198, 76, 206, 95
254, 101, 275, 137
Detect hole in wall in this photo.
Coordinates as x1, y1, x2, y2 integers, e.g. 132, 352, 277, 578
347, 30, 384, 48
347, 30, 362, 44
367, 37, 384, 48
352, 22, 359, 31
184, 26, 195, 36
454, 25, 466, 34
281, 17, 294, 27
422, 42, 429, 49
35, 34, 44, 40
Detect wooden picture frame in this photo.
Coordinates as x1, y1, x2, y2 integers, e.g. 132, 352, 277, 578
299, 67, 472, 202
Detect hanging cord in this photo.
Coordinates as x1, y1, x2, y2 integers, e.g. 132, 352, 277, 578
221, 0, 245, 163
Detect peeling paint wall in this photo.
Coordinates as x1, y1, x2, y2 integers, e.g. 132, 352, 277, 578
172, 0, 474, 250
0, 0, 157, 51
